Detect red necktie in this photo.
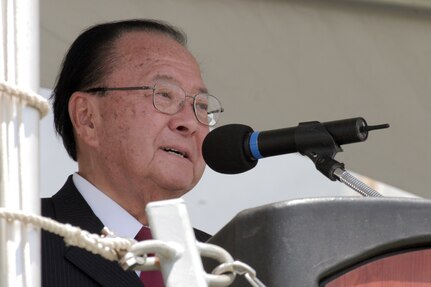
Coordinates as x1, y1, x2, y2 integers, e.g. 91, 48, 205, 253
135, 226, 164, 287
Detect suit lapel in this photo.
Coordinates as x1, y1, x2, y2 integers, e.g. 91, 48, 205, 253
52, 176, 143, 287
65, 246, 142, 287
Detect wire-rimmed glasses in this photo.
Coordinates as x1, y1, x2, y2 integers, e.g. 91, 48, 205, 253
83, 82, 224, 126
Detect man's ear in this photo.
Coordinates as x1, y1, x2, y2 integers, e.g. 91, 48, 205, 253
68, 92, 99, 147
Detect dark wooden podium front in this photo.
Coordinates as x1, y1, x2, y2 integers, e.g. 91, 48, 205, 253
205, 197, 431, 287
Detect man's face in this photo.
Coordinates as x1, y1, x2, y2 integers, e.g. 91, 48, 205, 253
90, 31, 210, 199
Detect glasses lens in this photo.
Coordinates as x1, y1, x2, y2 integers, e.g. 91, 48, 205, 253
153, 82, 223, 126
153, 84, 184, 114
194, 94, 223, 126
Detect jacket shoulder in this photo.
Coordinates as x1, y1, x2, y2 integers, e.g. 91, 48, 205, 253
41, 197, 56, 219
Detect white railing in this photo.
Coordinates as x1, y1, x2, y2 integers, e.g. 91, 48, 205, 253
0, 0, 48, 286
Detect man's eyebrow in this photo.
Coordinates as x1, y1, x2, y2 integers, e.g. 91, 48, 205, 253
153, 74, 176, 83
152, 74, 208, 94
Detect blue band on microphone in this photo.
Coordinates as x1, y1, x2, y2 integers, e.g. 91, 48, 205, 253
249, 131, 263, 159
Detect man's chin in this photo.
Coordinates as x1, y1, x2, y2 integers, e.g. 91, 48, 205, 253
156, 179, 194, 198
150, 167, 202, 197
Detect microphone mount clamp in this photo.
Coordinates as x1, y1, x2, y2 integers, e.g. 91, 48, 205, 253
294, 118, 389, 197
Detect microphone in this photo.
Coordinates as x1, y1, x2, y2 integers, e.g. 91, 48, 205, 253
202, 117, 389, 174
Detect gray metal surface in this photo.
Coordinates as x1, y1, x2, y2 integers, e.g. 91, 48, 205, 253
206, 197, 431, 286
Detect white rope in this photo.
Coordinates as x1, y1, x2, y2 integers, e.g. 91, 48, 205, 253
0, 81, 49, 117
1, 2, 49, 286
0, 207, 134, 261
0, 207, 266, 286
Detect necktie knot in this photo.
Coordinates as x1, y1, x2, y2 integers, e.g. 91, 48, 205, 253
135, 226, 152, 241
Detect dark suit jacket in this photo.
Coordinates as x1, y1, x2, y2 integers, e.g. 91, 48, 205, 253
41, 175, 211, 287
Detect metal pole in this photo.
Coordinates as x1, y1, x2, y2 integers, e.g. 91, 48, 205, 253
146, 199, 209, 287
0, 0, 42, 286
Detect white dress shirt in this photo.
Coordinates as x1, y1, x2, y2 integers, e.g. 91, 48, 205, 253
72, 172, 142, 239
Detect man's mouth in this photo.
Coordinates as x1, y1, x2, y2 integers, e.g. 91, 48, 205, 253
161, 147, 187, 158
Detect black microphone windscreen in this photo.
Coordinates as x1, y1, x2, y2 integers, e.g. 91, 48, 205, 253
202, 124, 258, 174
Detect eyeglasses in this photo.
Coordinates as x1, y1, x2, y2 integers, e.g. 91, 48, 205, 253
83, 82, 224, 126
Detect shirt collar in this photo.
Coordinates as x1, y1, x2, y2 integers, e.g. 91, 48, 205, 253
72, 173, 142, 239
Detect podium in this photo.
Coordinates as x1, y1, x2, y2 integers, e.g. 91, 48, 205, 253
205, 197, 431, 286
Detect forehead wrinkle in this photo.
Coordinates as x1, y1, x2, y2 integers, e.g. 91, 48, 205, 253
113, 32, 208, 94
